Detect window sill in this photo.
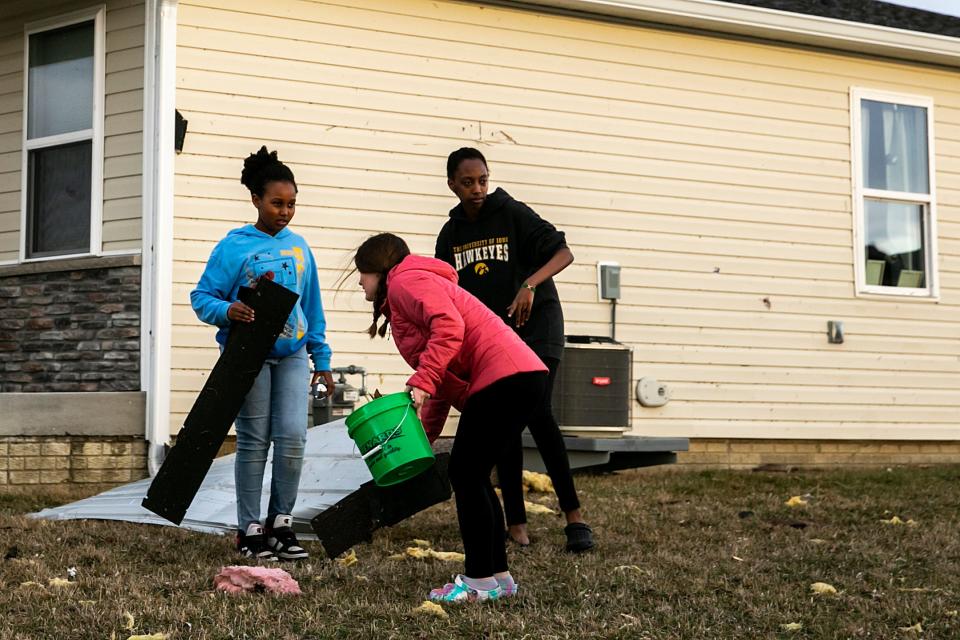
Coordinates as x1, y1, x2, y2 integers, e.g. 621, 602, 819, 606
0, 253, 141, 277
855, 287, 939, 302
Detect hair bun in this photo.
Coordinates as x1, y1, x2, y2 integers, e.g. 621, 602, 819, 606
240, 145, 297, 197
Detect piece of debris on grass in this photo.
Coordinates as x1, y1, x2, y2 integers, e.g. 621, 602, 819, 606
810, 582, 837, 596
123, 612, 135, 630
785, 496, 808, 507
411, 539, 432, 549
412, 601, 448, 618
337, 550, 358, 568
213, 566, 302, 596
882, 516, 918, 526
387, 553, 406, 560
4, 546, 18, 560
732, 556, 744, 562
808, 538, 828, 545
898, 622, 923, 633
522, 470, 554, 493
946, 610, 958, 617
126, 634, 169, 640
614, 565, 645, 573
48, 577, 75, 589
755, 463, 798, 473
19, 581, 45, 590
524, 501, 556, 516
780, 622, 803, 632
404, 547, 465, 562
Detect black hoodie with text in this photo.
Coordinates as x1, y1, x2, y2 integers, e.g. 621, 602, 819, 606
435, 187, 566, 361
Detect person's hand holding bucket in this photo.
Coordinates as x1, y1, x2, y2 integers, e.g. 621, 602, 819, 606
406, 385, 431, 421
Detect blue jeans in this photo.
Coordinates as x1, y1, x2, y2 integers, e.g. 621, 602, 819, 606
234, 346, 309, 530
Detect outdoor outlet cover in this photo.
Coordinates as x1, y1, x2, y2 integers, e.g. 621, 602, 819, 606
636, 377, 670, 407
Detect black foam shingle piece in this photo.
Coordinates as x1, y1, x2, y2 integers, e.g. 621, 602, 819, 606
311, 454, 452, 559
142, 277, 299, 525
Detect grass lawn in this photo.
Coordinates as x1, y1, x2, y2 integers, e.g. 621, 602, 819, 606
1, 465, 959, 639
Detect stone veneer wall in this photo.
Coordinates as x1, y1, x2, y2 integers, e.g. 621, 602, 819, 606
0, 258, 141, 392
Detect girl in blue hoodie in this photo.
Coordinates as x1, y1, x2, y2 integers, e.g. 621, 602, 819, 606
191, 146, 333, 562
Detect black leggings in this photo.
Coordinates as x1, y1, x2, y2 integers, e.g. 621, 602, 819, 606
448, 371, 547, 578
497, 357, 580, 526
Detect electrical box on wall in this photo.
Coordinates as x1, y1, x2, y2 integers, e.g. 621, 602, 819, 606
597, 261, 621, 301
636, 377, 670, 407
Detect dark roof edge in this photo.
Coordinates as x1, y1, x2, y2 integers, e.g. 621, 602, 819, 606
494, 0, 960, 69
721, 1, 960, 40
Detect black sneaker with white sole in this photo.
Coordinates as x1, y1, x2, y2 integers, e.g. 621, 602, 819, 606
266, 514, 309, 561
236, 523, 278, 561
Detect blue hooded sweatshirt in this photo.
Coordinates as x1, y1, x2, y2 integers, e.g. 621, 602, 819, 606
190, 224, 332, 372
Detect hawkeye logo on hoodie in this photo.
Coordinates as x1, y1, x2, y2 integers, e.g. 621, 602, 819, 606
452, 236, 509, 274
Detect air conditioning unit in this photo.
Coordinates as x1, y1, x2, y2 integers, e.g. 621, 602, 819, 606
551, 335, 631, 437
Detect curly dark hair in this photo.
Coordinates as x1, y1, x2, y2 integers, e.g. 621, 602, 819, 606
240, 146, 298, 197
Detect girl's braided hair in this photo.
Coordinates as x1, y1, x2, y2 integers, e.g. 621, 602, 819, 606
353, 233, 411, 338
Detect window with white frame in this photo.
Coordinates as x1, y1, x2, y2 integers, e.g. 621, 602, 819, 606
22, 9, 104, 260
851, 88, 937, 297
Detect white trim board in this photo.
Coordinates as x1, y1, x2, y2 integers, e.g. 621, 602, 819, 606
141, 0, 178, 461
497, 0, 960, 68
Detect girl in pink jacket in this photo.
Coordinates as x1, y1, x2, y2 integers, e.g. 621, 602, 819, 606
353, 233, 547, 603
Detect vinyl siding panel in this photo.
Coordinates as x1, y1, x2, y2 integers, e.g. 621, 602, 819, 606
171, 0, 960, 439
0, 0, 144, 262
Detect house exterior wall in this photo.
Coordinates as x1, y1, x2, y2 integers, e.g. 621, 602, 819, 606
0, 1, 148, 472
170, 0, 959, 442
0, 0, 145, 262
0, 436, 147, 485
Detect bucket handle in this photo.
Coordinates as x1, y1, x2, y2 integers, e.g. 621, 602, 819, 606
360, 402, 412, 461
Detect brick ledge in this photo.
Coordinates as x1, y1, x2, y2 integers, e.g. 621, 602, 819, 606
0, 254, 141, 278
0, 392, 145, 436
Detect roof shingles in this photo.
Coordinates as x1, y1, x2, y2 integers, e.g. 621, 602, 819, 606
719, 0, 960, 38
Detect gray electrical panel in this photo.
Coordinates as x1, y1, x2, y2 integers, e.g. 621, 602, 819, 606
598, 261, 621, 300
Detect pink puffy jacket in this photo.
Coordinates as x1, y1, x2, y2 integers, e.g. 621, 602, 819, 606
385, 255, 547, 440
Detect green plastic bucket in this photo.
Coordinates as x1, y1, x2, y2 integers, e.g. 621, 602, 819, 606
346, 392, 435, 486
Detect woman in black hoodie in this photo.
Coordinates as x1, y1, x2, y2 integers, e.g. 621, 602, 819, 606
435, 147, 594, 553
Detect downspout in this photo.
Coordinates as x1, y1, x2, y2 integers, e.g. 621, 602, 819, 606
142, 0, 178, 476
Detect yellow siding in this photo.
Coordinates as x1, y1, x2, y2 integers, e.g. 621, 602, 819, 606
0, 0, 143, 261
171, 0, 960, 439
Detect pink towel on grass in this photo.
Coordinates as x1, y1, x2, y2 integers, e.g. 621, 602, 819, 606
214, 566, 302, 595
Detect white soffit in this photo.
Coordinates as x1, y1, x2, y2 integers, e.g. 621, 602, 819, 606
502, 0, 960, 68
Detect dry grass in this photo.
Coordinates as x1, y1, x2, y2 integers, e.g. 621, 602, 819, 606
2, 465, 959, 639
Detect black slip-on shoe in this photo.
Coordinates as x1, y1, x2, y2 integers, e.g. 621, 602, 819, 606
564, 522, 595, 553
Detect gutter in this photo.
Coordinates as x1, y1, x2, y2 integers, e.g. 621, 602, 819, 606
142, 0, 178, 476
495, 0, 960, 68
